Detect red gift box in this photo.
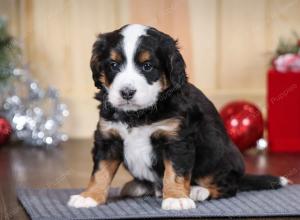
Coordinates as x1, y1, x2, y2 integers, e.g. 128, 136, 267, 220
267, 68, 300, 152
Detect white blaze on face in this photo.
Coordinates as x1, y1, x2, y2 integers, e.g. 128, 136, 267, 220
108, 24, 162, 111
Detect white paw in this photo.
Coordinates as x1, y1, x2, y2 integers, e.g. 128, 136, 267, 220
189, 186, 210, 201
121, 183, 151, 197
155, 188, 162, 198
162, 198, 196, 210
280, 176, 289, 186
67, 195, 98, 208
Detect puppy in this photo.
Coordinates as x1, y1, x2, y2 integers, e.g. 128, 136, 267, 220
68, 24, 289, 210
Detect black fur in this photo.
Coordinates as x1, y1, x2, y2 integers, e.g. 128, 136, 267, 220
91, 29, 124, 89
90, 25, 285, 199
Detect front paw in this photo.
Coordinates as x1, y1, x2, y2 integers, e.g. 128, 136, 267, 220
68, 195, 99, 208
162, 197, 196, 210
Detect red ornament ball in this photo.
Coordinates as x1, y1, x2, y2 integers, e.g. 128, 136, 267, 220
220, 101, 264, 151
0, 117, 12, 145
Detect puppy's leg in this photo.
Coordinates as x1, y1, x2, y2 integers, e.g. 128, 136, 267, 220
68, 160, 120, 208
120, 179, 154, 197
161, 160, 196, 210
194, 174, 239, 200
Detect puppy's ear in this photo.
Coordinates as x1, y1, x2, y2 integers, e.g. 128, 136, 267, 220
160, 37, 187, 90
90, 34, 107, 89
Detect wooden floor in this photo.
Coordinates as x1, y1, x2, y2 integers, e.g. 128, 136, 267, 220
0, 139, 300, 220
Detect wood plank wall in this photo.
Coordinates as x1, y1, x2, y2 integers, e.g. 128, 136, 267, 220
1, 0, 300, 138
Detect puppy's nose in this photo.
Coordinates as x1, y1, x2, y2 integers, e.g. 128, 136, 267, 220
120, 87, 136, 100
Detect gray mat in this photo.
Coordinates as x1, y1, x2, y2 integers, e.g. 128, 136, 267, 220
17, 185, 300, 220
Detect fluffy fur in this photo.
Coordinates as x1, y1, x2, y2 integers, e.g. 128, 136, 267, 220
68, 24, 289, 210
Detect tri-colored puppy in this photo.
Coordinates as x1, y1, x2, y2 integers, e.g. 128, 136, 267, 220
68, 24, 289, 210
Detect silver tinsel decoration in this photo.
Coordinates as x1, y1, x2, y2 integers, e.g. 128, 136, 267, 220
0, 68, 69, 147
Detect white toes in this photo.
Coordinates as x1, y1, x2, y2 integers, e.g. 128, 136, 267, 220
189, 186, 210, 201
162, 198, 196, 210
279, 176, 290, 186
68, 195, 98, 208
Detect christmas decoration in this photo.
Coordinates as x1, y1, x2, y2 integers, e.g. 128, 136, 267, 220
0, 16, 20, 84
220, 101, 264, 151
272, 32, 300, 73
275, 32, 300, 56
267, 32, 300, 152
1, 68, 69, 147
267, 69, 300, 152
0, 16, 68, 147
273, 54, 300, 73
0, 117, 11, 145
256, 138, 268, 152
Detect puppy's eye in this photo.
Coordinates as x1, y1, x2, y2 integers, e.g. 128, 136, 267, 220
110, 61, 120, 71
142, 62, 153, 72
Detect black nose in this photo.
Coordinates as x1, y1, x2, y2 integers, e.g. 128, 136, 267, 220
120, 87, 136, 100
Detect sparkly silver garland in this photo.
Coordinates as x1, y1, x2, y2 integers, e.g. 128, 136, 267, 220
0, 68, 69, 147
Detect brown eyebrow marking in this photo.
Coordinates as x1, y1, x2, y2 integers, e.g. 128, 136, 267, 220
138, 50, 151, 63
110, 50, 122, 62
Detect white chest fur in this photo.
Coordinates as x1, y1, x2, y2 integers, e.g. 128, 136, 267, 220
100, 118, 180, 182
123, 125, 158, 182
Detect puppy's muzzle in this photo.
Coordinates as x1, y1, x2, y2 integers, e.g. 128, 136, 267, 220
120, 87, 136, 100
